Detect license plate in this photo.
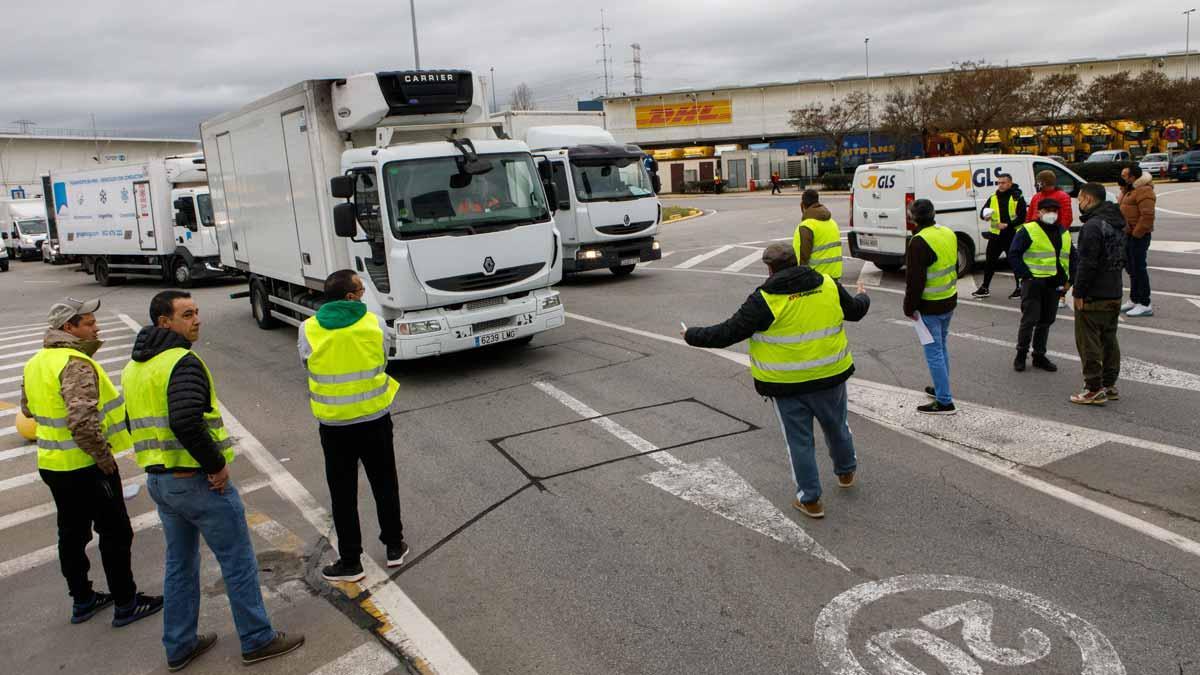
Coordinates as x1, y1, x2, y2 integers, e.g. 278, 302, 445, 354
620, 257, 639, 266
475, 329, 517, 346
857, 233, 879, 249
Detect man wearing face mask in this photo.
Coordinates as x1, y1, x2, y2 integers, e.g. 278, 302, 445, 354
1070, 183, 1126, 405
1009, 200, 1075, 373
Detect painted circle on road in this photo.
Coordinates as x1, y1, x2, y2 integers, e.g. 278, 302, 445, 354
814, 574, 1124, 674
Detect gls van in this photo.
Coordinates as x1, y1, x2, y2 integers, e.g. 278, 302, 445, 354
848, 155, 1085, 274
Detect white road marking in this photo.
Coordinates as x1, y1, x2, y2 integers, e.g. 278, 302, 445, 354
0, 339, 132, 362
306, 641, 401, 675
0, 445, 35, 461
815, 575, 1124, 674
1155, 206, 1200, 217
722, 249, 764, 272
658, 250, 676, 259
0, 471, 39, 493
0, 473, 149, 532
675, 244, 734, 269
0, 319, 122, 341
0, 477, 270, 581
531, 381, 847, 570
1149, 240, 1200, 254
1147, 265, 1200, 276
956, 272, 978, 298
855, 261, 883, 288
0, 407, 16, 418
1189, 298, 1200, 314
0, 355, 128, 384
565, 311, 1200, 561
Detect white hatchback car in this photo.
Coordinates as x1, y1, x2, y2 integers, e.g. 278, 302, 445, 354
1138, 152, 1170, 179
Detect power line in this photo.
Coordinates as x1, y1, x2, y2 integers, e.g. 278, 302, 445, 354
596, 9, 613, 97
631, 43, 644, 95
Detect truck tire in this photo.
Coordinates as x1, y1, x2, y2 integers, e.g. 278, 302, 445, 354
956, 235, 975, 277
250, 281, 279, 330
172, 257, 194, 288
94, 258, 121, 286
609, 264, 636, 277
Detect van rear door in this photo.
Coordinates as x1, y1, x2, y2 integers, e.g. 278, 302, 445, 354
852, 164, 910, 259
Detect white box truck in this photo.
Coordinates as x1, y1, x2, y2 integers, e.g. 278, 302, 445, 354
199, 69, 565, 359
51, 155, 230, 286
848, 154, 1085, 274
511, 124, 662, 275
1, 198, 49, 260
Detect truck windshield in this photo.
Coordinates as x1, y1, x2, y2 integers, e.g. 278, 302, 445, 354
17, 219, 47, 235
570, 158, 654, 202
196, 194, 215, 227
383, 153, 550, 239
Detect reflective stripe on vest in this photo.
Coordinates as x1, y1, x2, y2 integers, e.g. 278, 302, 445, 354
303, 312, 398, 424
913, 225, 958, 301
23, 347, 131, 471
121, 347, 234, 470
1022, 223, 1071, 278
793, 217, 843, 279
748, 275, 853, 384
988, 193, 1019, 235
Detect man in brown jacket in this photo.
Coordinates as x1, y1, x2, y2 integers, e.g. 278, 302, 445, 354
1119, 165, 1156, 317
21, 298, 162, 626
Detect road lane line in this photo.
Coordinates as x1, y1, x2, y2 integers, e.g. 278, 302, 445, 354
0, 319, 123, 340
856, 262, 883, 287
564, 311, 1200, 561
1147, 266, 1200, 277
723, 249, 764, 272
0, 473, 149, 532
0, 339, 132, 363
0, 355, 128, 384
306, 641, 402, 675
0, 445, 35, 461
0, 472, 39, 492
675, 245, 734, 269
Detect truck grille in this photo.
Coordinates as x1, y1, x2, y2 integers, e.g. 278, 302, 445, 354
596, 220, 654, 236
472, 317, 512, 333
426, 263, 545, 293
465, 296, 506, 311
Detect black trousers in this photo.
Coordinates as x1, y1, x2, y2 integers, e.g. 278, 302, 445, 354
1016, 278, 1059, 357
319, 415, 405, 561
981, 229, 1016, 290
39, 465, 137, 605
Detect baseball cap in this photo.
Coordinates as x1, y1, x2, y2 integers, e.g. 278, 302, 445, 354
762, 243, 797, 269
48, 298, 101, 329
1036, 199, 1061, 211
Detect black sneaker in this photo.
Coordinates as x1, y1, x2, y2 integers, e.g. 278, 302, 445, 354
923, 386, 937, 398
168, 633, 218, 672
1008, 287, 1022, 299
242, 631, 305, 665
321, 559, 365, 582
386, 542, 410, 568
113, 592, 164, 627
1014, 355, 1026, 372
70, 590, 113, 624
971, 287, 990, 298
1032, 355, 1058, 372
917, 401, 958, 415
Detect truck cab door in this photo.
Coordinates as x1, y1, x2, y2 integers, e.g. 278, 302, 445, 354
547, 159, 578, 244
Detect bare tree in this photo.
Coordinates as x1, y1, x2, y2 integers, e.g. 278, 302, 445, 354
926, 61, 1033, 154
788, 91, 869, 173
1077, 71, 1176, 147
1024, 72, 1081, 156
879, 86, 935, 159
509, 83, 537, 111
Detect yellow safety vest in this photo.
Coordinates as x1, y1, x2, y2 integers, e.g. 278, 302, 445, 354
913, 225, 958, 301
1022, 223, 1071, 279
121, 348, 233, 470
23, 348, 131, 471
793, 216, 843, 279
303, 312, 398, 424
987, 193, 1019, 235
748, 275, 853, 384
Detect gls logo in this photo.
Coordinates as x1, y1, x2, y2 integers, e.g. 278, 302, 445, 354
859, 175, 896, 189
935, 166, 1007, 191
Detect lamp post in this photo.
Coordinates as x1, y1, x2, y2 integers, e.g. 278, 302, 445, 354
409, 0, 421, 69
490, 67, 497, 112
1187, 8, 1197, 80
865, 37, 872, 162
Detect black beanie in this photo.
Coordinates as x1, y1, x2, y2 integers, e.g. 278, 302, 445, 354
910, 198, 937, 226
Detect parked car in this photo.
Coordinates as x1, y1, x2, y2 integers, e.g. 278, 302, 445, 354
1138, 152, 1170, 178
1169, 150, 1200, 182
1085, 149, 1131, 163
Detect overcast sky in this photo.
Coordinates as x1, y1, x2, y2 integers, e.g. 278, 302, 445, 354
0, 0, 1184, 138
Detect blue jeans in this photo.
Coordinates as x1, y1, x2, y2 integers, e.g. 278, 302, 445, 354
1126, 233, 1151, 306
772, 382, 857, 504
921, 311, 954, 405
147, 473, 275, 661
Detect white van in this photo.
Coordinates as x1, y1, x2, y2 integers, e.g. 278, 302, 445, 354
848, 155, 1085, 274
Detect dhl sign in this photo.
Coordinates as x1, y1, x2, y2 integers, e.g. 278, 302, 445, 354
635, 100, 733, 129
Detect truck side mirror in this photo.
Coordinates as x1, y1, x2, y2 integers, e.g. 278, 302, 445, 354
333, 203, 358, 238
651, 173, 662, 194
543, 182, 558, 213
331, 175, 355, 200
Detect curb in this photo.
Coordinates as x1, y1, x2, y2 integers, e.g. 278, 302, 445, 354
661, 209, 710, 225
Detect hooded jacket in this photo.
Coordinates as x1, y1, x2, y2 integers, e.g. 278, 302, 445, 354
683, 265, 870, 397
297, 301, 388, 364
128, 326, 226, 474
20, 328, 116, 473
1119, 173, 1155, 238
902, 223, 959, 318
794, 203, 834, 266
1074, 200, 1126, 301
1027, 187, 1073, 229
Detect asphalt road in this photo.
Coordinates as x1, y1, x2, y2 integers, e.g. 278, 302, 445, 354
2, 182, 1200, 675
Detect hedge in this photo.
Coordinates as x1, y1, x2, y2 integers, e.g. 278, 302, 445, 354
1065, 161, 1136, 183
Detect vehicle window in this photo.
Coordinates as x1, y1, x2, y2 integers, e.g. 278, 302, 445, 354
1143, 154, 1166, 162
352, 169, 383, 241
174, 196, 197, 230
550, 161, 572, 210
570, 157, 655, 202
16, 218, 47, 235
1033, 161, 1080, 197
196, 193, 215, 227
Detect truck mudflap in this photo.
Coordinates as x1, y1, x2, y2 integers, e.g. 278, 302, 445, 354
565, 236, 661, 273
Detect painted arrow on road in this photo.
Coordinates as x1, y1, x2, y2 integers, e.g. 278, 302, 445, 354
532, 381, 848, 571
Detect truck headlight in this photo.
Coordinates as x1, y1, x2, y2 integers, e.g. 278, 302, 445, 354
578, 249, 602, 260
541, 294, 561, 311
396, 320, 442, 336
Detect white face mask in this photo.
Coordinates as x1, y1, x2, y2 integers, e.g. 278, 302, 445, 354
1041, 212, 1059, 225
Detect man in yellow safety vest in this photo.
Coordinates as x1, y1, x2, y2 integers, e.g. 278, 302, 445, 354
298, 270, 405, 582
21, 297, 163, 626
793, 189, 843, 280
682, 244, 871, 519
1009, 200, 1075, 373
903, 199, 960, 415
974, 172, 1027, 299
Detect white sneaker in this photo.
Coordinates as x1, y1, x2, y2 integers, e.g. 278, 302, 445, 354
1057, 298, 1067, 309
1120, 301, 1135, 313
1126, 304, 1154, 317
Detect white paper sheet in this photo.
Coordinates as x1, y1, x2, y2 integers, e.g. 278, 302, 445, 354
912, 312, 935, 346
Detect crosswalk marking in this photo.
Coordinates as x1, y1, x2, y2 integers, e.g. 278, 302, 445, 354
0, 472, 39, 493
0, 354, 128, 382
722, 249, 764, 273
675, 245, 734, 269
0, 319, 123, 341
0, 474, 149, 533
0, 445, 35, 461
307, 641, 401, 675
0, 339, 133, 364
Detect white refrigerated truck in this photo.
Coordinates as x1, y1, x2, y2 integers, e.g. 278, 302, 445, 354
1, 198, 49, 260
199, 69, 565, 360
51, 155, 229, 286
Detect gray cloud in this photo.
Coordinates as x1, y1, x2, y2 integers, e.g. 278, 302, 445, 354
0, 0, 1181, 137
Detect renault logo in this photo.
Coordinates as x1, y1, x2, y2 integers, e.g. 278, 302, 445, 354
623, 214, 631, 225
482, 256, 496, 275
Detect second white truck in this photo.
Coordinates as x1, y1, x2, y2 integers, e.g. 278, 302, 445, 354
1, 198, 49, 260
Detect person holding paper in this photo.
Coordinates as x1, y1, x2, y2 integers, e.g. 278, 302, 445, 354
681, 244, 870, 519
903, 199, 958, 415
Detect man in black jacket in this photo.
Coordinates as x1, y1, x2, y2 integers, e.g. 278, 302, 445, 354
683, 244, 870, 519
975, 173, 1027, 299
1009, 200, 1075, 373
1071, 183, 1126, 405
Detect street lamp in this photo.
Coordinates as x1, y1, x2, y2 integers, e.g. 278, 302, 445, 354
1186, 8, 1197, 80
409, 0, 421, 69
490, 67, 497, 112
865, 37, 872, 163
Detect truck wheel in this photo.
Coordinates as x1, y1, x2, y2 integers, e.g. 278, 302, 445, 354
94, 259, 121, 286
172, 258, 194, 288
956, 236, 975, 277
250, 281, 279, 330
609, 264, 636, 277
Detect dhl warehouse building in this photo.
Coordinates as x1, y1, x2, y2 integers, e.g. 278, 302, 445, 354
600, 51, 1194, 193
